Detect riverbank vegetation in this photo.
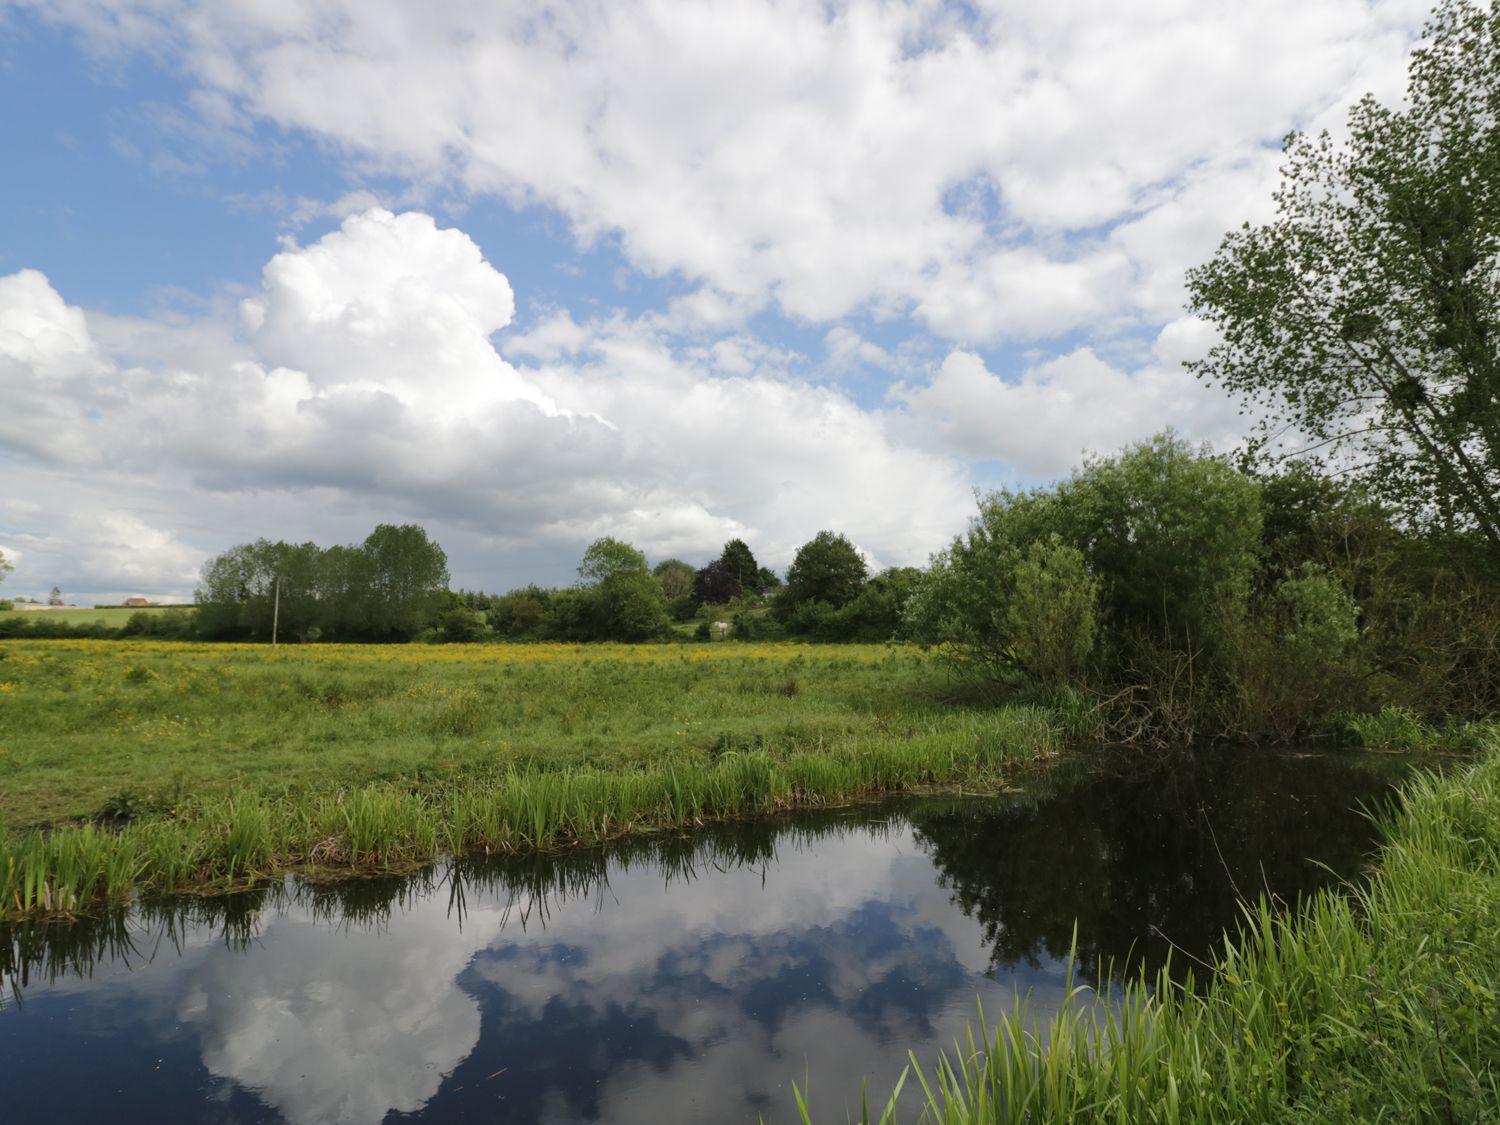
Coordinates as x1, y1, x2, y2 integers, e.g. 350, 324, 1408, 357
908, 434, 1500, 744
798, 736, 1500, 1124
0, 641, 1069, 921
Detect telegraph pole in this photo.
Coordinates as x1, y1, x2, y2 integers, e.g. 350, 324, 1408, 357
272, 576, 281, 647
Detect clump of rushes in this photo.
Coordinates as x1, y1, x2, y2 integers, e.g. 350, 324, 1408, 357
0, 706, 1059, 922
794, 734, 1500, 1124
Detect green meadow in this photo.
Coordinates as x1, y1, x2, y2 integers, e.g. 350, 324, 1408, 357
0, 639, 1064, 919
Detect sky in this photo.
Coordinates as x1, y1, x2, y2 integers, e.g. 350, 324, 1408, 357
0, 0, 1434, 603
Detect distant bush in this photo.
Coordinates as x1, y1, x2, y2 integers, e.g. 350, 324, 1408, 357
119, 608, 197, 640
434, 607, 489, 643
0, 616, 117, 640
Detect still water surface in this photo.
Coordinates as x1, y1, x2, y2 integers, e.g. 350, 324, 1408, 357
1, 749, 1412, 1124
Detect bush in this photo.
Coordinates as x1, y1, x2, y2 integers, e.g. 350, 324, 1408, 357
1005, 537, 1098, 688
435, 607, 488, 643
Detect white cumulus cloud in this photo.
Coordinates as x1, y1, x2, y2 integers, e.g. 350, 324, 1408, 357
19, 0, 1433, 343
0, 209, 977, 595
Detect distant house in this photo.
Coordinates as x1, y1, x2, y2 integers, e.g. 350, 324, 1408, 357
124, 597, 151, 607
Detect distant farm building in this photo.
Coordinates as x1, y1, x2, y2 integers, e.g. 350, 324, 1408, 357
124, 597, 151, 607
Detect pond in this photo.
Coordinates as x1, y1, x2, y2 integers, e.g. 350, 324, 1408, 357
1, 748, 1414, 1124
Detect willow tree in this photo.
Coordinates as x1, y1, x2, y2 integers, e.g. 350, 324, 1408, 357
1187, 0, 1500, 551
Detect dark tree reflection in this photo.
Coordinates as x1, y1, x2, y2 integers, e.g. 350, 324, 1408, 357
906, 749, 1413, 977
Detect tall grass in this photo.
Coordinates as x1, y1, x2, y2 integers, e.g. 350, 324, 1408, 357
0, 704, 1059, 921
794, 734, 1500, 1123
0, 640, 990, 832
3, 808, 915, 1006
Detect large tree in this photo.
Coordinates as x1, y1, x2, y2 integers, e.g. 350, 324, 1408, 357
780, 531, 868, 612
1187, 0, 1500, 551
907, 434, 1260, 676
361, 524, 451, 640
652, 558, 696, 600
577, 537, 649, 585
692, 538, 765, 604
576, 536, 668, 641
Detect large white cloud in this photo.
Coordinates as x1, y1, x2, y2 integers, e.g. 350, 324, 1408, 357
20, 0, 1431, 344
0, 269, 112, 465
890, 326, 1245, 477
0, 209, 977, 596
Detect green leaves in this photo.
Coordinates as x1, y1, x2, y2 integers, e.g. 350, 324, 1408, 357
1187, 0, 1500, 553
196, 525, 450, 642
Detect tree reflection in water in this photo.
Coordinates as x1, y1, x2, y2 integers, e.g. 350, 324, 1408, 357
907, 749, 1413, 978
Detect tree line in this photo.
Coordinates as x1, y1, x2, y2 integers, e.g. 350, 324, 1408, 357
448, 530, 917, 644
195, 524, 451, 642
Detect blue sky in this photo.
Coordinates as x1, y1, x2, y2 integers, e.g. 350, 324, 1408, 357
0, 0, 1429, 600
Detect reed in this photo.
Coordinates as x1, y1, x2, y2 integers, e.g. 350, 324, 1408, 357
0, 703, 1058, 921
794, 734, 1500, 1123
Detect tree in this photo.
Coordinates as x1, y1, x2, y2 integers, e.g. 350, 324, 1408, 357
436, 606, 489, 643
779, 531, 868, 615
195, 525, 451, 641
576, 537, 668, 641
812, 565, 923, 641
692, 539, 766, 604
1187, 0, 1500, 552
0, 548, 12, 584
317, 543, 374, 638
577, 537, 649, 586
653, 558, 696, 600
692, 558, 741, 605
907, 433, 1261, 679
1005, 538, 1099, 688
720, 538, 762, 594
591, 570, 670, 641
1066, 434, 1262, 652
265, 540, 326, 642
360, 524, 450, 640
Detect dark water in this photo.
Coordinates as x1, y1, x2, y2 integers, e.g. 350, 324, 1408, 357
1, 749, 1413, 1125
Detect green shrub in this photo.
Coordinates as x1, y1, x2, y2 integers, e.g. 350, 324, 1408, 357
1006, 537, 1098, 688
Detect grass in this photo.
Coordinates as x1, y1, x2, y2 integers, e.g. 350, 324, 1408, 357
795, 732, 1500, 1124
0, 639, 1063, 920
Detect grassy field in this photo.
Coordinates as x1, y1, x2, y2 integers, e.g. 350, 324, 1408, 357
0, 638, 1018, 829
0, 605, 189, 628
800, 737, 1500, 1124
0, 639, 1066, 918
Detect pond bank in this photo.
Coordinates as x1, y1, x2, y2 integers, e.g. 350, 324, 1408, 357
1, 703, 1060, 922
800, 733, 1500, 1124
